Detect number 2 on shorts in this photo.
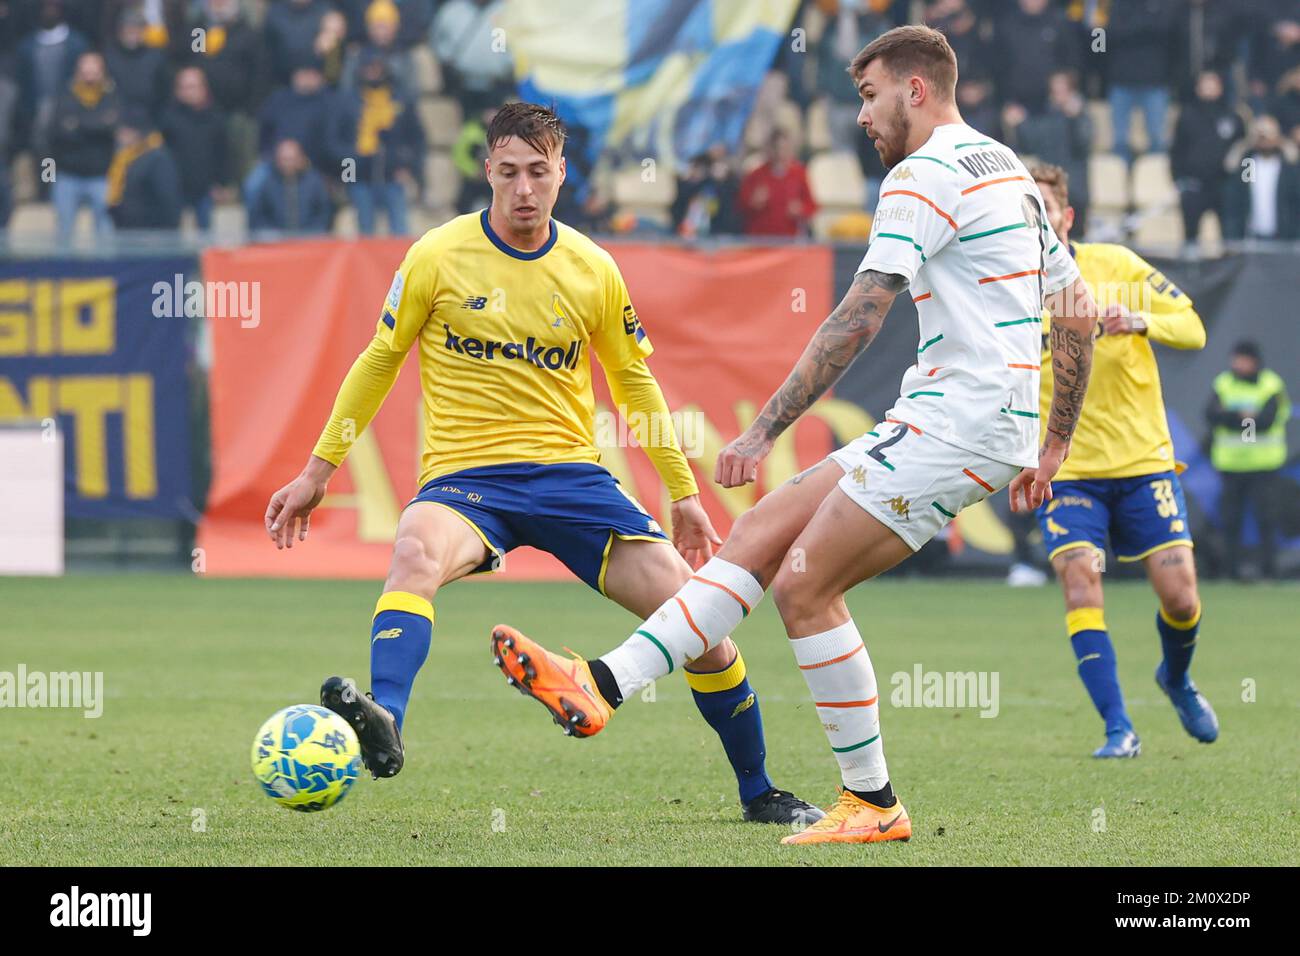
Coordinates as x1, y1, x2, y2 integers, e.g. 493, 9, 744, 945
867, 422, 911, 470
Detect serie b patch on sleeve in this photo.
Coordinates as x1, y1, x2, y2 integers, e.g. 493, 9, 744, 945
383, 271, 405, 319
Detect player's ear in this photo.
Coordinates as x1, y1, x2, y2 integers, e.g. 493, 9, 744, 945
910, 75, 924, 106
557, 155, 567, 186
484, 157, 493, 186
1063, 205, 1076, 234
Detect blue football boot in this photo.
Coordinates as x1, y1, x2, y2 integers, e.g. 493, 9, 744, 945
1155, 662, 1219, 743
1093, 728, 1141, 758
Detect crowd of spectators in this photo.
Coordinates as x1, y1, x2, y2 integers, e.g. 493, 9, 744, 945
0, 0, 506, 238
0, 0, 1299, 245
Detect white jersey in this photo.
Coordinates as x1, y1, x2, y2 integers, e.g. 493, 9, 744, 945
858, 122, 1081, 468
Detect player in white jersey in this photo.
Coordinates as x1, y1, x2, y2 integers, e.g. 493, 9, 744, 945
491, 25, 1101, 846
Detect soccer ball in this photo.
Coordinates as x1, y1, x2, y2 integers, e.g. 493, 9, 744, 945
251, 704, 363, 812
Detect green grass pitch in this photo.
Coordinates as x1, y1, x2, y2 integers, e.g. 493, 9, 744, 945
1, 574, 1295, 866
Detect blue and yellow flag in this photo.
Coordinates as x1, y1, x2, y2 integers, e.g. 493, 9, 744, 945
505, 0, 799, 172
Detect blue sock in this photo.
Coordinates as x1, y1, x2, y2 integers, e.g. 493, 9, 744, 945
685, 651, 774, 804
369, 591, 434, 731
1156, 603, 1200, 686
1067, 608, 1131, 734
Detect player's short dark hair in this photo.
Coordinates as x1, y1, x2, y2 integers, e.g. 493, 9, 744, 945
1232, 340, 1262, 361
1029, 161, 1070, 209
848, 25, 958, 103
486, 102, 566, 157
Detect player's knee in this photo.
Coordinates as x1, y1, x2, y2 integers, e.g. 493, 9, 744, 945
723, 509, 780, 586
770, 567, 818, 625
1057, 552, 1101, 609
691, 638, 736, 672
387, 535, 441, 593
1161, 589, 1200, 624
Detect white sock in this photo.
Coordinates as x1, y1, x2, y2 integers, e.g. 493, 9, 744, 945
789, 619, 890, 793
600, 557, 764, 698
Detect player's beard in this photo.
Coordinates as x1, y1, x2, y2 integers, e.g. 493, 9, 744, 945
877, 93, 911, 170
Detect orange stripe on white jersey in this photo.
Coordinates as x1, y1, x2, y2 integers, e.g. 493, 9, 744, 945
880, 190, 957, 230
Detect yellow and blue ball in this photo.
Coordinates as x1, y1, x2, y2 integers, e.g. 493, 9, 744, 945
251, 704, 362, 812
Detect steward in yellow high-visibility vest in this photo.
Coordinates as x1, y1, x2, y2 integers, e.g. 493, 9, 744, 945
1205, 340, 1292, 579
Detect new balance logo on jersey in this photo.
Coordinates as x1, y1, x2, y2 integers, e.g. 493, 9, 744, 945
462, 295, 487, 310
443, 324, 582, 370
883, 495, 911, 519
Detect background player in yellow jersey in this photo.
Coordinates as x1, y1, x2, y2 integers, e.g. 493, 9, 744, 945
262, 103, 821, 825
1031, 163, 1218, 758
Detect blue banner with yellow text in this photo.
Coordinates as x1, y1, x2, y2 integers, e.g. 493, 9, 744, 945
0, 258, 194, 518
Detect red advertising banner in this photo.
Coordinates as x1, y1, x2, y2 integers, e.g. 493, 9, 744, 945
196, 239, 870, 578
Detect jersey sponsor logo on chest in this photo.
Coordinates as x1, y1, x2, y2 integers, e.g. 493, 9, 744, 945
442, 323, 582, 371
874, 204, 915, 226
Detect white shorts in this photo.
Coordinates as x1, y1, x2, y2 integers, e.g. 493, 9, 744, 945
828, 420, 1023, 551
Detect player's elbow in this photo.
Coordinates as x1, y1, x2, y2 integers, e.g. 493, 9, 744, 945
1181, 313, 1207, 350
1045, 279, 1096, 337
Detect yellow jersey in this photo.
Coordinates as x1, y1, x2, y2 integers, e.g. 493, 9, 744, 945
1039, 242, 1205, 480
313, 210, 696, 497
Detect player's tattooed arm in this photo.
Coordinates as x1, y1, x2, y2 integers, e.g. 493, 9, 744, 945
1043, 277, 1096, 446
752, 270, 905, 444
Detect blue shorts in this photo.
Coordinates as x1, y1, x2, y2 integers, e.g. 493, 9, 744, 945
1036, 470, 1193, 563
408, 462, 669, 592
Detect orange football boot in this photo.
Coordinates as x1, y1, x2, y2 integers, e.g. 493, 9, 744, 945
780, 789, 911, 845
491, 625, 612, 738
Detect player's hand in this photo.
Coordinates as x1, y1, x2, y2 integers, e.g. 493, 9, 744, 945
670, 495, 723, 569
715, 431, 772, 488
1008, 439, 1070, 513
265, 470, 329, 550
1099, 304, 1146, 336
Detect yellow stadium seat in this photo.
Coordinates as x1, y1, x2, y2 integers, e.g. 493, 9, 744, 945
424, 151, 461, 208
418, 97, 463, 149
1198, 208, 1222, 246
772, 99, 804, 153
211, 201, 246, 239
612, 162, 676, 212
1088, 153, 1129, 210
410, 46, 442, 96
1087, 99, 1113, 154
1132, 209, 1181, 248
333, 204, 359, 237
8, 202, 55, 237
808, 150, 866, 210
807, 98, 832, 153
1132, 153, 1176, 209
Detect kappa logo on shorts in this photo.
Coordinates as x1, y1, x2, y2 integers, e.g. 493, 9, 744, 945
850, 465, 868, 487
882, 495, 911, 519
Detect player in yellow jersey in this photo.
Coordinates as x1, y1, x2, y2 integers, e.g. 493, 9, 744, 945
1030, 163, 1218, 758
262, 103, 821, 825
